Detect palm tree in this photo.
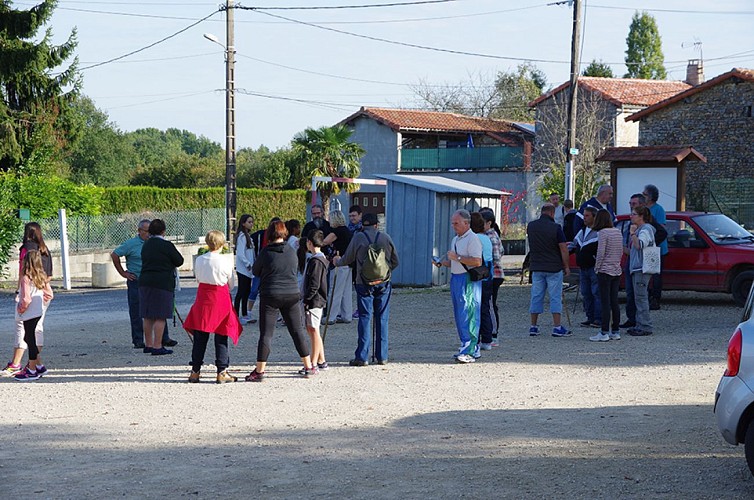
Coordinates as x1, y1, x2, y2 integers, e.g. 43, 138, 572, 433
292, 124, 365, 213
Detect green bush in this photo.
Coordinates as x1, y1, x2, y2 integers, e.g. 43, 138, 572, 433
101, 187, 306, 225
1, 173, 103, 218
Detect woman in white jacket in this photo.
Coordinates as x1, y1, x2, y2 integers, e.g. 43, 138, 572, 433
234, 214, 255, 324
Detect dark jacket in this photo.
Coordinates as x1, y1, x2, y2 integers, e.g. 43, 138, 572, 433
527, 214, 566, 273
337, 227, 399, 286
573, 197, 616, 236
139, 237, 184, 291
303, 254, 328, 310
252, 242, 299, 297
302, 219, 331, 239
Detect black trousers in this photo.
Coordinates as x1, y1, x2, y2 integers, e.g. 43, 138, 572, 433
234, 273, 252, 315
257, 293, 309, 362
191, 330, 229, 372
598, 273, 620, 333
23, 316, 42, 361
491, 278, 504, 338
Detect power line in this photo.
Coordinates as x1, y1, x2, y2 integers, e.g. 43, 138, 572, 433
79, 9, 221, 71
246, 9, 573, 64
250, 0, 458, 10
590, 4, 754, 15
104, 90, 216, 110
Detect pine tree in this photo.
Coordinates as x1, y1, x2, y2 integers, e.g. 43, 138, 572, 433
0, 0, 80, 172
624, 11, 667, 79
582, 60, 614, 78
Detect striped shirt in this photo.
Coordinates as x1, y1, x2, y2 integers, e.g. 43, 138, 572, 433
595, 227, 623, 276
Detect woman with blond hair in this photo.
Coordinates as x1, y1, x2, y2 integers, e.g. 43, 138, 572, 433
183, 230, 242, 383
322, 210, 352, 324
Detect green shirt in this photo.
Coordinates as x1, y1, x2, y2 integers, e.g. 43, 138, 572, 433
113, 236, 145, 277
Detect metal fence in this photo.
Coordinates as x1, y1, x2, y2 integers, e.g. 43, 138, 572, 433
29, 208, 225, 254
709, 179, 754, 230
401, 146, 524, 170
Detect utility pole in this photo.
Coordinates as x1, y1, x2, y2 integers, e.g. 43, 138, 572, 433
564, 0, 582, 202
224, 0, 236, 240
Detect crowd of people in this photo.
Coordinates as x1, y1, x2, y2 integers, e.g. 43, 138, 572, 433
527, 184, 668, 341
1, 185, 669, 380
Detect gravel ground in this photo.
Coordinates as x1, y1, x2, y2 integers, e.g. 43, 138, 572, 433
0, 278, 752, 499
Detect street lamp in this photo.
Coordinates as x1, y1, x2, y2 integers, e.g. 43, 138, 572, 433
203, 1, 236, 240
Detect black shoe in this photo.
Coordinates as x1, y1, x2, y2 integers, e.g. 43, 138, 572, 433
151, 347, 173, 356
163, 339, 178, 347
649, 300, 661, 311
143, 347, 153, 354
589, 321, 602, 328
133, 342, 145, 349
619, 321, 636, 329
579, 320, 592, 327
349, 359, 368, 367
376, 359, 388, 365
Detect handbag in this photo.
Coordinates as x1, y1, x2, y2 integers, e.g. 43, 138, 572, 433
455, 242, 491, 282
642, 243, 661, 275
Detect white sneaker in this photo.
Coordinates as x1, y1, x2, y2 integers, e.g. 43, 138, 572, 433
239, 316, 249, 325
589, 332, 610, 342
479, 343, 493, 351
608, 332, 621, 340
455, 354, 476, 364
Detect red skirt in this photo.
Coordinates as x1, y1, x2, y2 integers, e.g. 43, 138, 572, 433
183, 283, 242, 345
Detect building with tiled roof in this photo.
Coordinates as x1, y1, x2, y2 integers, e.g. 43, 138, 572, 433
624, 68, 754, 219
337, 107, 534, 217
528, 77, 691, 176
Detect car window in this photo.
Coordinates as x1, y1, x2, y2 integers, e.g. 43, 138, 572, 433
744, 281, 754, 322
693, 214, 754, 245
666, 220, 699, 248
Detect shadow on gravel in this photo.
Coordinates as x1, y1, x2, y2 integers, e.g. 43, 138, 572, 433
1, 404, 753, 498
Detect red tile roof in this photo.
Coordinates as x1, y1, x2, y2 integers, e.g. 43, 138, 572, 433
529, 77, 691, 107
340, 107, 532, 135
596, 145, 707, 163
626, 68, 754, 122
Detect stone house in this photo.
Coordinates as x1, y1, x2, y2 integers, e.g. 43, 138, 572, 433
337, 107, 535, 217
626, 68, 754, 213
529, 77, 691, 174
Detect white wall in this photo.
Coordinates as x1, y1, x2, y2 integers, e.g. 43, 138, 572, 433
616, 167, 678, 215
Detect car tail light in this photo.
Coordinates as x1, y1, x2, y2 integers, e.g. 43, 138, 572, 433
725, 328, 743, 377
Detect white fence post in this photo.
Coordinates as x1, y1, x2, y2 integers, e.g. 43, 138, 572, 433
58, 209, 71, 290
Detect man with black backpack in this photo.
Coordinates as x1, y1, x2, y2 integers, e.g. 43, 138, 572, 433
333, 213, 399, 366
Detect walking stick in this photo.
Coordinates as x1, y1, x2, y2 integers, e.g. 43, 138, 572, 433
321, 266, 338, 344
173, 305, 194, 344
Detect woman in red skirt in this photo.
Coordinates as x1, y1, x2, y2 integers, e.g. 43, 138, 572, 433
183, 230, 242, 384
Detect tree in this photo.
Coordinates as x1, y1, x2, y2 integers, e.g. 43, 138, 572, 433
0, 0, 80, 173
582, 60, 614, 78
409, 63, 547, 121
237, 145, 293, 190
624, 11, 667, 79
291, 125, 364, 212
65, 96, 138, 186
130, 151, 223, 188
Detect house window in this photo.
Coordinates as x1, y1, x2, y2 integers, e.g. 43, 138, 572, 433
382, 198, 386, 207
746, 105, 753, 118
363, 197, 368, 206
373, 197, 378, 207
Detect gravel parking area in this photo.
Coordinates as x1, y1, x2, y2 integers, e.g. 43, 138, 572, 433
1, 279, 752, 498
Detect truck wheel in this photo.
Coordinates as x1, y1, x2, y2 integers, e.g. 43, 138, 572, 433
732, 270, 754, 307
745, 419, 754, 476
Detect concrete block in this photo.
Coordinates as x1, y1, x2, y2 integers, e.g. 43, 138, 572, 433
91, 262, 125, 288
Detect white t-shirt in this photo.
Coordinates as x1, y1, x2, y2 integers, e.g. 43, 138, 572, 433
196, 251, 234, 287
450, 229, 482, 275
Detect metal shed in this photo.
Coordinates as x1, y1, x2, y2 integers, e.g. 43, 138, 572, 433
376, 174, 506, 287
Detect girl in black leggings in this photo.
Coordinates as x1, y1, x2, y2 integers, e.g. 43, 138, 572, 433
245, 220, 315, 382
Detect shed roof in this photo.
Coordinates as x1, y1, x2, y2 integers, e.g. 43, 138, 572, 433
529, 77, 691, 107
626, 68, 754, 122
596, 145, 707, 163
340, 107, 533, 136
376, 174, 510, 196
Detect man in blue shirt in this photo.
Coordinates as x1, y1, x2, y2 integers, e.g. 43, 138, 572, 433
644, 184, 668, 310
111, 220, 176, 348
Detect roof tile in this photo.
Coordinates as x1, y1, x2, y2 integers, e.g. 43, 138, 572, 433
530, 77, 691, 107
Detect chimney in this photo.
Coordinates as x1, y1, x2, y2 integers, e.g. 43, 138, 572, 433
685, 60, 704, 86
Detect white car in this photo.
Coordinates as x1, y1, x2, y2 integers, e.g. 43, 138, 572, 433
715, 282, 754, 474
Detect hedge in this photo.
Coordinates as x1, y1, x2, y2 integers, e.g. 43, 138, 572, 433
101, 187, 307, 225
3, 174, 104, 218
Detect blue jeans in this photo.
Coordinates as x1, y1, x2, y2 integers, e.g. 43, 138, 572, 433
579, 266, 601, 323
354, 282, 392, 362
529, 271, 563, 314
127, 278, 170, 345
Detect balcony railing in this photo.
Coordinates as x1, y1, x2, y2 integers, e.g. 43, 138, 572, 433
400, 146, 523, 170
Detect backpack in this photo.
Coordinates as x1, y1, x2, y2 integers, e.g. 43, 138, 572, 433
361, 232, 390, 286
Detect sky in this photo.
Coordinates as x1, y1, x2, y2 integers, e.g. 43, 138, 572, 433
20, 0, 754, 151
